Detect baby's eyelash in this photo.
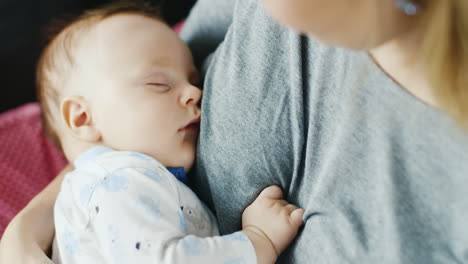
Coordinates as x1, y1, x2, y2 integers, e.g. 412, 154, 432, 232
147, 83, 170, 92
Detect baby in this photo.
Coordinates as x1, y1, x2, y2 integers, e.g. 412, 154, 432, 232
36, 2, 304, 264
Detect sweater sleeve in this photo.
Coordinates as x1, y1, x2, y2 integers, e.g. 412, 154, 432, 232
180, 0, 236, 69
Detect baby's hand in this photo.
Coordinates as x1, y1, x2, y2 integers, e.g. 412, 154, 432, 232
242, 186, 304, 258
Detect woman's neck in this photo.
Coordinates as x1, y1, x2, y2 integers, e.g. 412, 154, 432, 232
369, 30, 438, 108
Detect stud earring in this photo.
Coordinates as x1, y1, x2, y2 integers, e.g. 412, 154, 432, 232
395, 0, 420, 15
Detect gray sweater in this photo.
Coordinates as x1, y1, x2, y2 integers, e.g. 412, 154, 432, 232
181, 0, 468, 263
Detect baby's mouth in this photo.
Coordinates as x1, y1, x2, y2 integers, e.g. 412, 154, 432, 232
179, 117, 201, 132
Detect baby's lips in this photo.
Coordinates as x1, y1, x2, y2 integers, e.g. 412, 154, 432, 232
179, 117, 201, 131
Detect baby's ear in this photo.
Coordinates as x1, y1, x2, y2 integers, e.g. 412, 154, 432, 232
60, 96, 101, 142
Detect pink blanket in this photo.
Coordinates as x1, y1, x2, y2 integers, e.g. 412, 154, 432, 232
0, 103, 67, 236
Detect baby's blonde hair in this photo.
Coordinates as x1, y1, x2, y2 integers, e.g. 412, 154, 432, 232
36, 1, 162, 149
420, 0, 468, 130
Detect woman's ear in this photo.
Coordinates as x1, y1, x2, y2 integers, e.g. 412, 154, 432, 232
60, 96, 101, 142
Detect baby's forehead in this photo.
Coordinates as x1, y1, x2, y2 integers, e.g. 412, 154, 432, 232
72, 14, 168, 61
89, 13, 166, 42
63, 13, 192, 87
64, 13, 179, 83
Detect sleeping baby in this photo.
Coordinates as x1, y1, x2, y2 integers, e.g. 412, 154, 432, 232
36, 2, 304, 263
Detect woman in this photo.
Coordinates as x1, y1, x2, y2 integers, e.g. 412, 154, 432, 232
1, 0, 467, 263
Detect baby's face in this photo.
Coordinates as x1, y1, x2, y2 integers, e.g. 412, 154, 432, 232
70, 14, 201, 170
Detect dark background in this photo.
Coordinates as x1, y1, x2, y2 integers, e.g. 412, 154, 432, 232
0, 0, 196, 113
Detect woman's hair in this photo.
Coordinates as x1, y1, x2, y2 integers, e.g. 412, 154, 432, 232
36, 1, 162, 149
420, 0, 468, 130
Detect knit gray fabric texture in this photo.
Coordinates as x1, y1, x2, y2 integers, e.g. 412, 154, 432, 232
181, 0, 468, 263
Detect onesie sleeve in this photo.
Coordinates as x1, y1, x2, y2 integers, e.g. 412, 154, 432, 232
86, 166, 257, 264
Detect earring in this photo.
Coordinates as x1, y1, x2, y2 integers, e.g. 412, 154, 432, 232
395, 0, 420, 15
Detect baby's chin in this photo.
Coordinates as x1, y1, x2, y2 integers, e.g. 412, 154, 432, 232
164, 154, 195, 172
181, 157, 195, 172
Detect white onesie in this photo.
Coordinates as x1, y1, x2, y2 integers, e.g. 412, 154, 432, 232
52, 146, 256, 263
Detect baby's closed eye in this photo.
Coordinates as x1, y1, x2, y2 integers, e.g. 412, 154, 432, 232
146, 83, 170, 92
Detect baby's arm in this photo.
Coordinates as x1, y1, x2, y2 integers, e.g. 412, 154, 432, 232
56, 167, 301, 264
242, 186, 305, 264
56, 167, 256, 263
0, 164, 72, 264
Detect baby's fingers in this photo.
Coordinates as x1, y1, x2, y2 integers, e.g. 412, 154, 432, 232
258, 185, 283, 200
284, 204, 299, 213
289, 208, 305, 227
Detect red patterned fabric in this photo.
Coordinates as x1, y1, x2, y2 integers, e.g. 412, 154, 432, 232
173, 20, 185, 34
0, 103, 67, 237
